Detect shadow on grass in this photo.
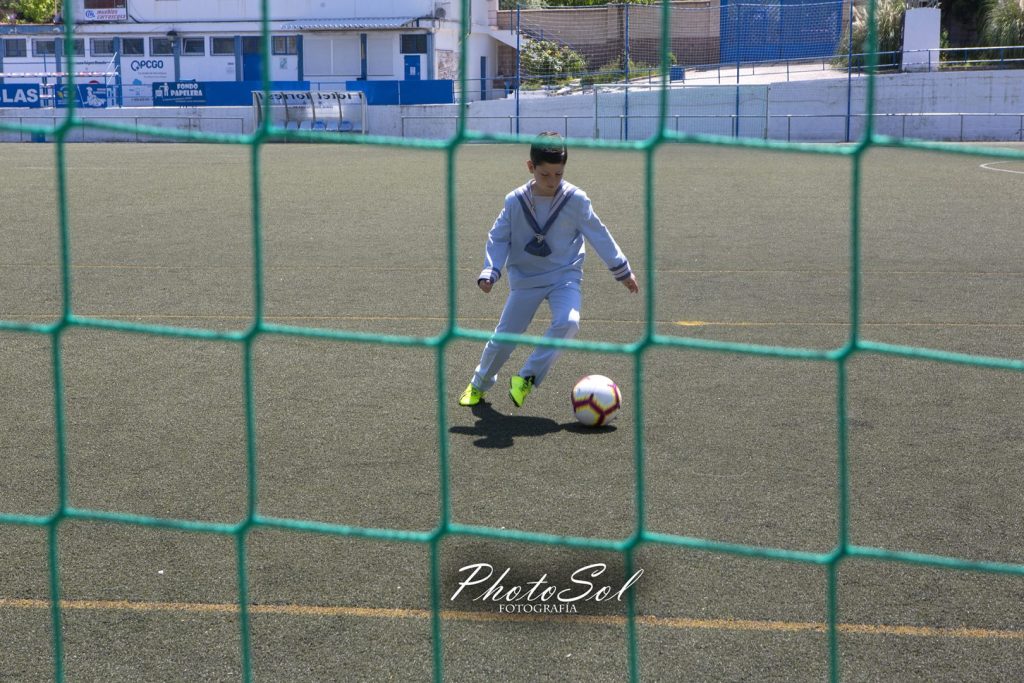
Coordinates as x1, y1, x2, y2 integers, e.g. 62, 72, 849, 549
449, 401, 616, 449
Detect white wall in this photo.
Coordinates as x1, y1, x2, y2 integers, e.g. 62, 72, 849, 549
767, 70, 1024, 141
179, 54, 236, 82
393, 70, 1024, 142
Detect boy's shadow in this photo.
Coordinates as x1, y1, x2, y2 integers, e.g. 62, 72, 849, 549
449, 401, 615, 449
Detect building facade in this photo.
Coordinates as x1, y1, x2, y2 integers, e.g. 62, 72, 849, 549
0, 0, 516, 106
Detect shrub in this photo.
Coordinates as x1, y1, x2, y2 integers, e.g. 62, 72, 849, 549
981, 0, 1024, 46
583, 52, 676, 87
833, 0, 907, 69
519, 38, 587, 87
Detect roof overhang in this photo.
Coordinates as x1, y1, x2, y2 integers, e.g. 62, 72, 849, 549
488, 28, 518, 49
281, 17, 421, 31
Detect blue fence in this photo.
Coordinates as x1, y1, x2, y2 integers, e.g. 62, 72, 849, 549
720, 0, 846, 63
149, 79, 453, 107
335, 80, 454, 106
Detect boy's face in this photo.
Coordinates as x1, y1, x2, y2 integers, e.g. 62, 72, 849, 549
527, 160, 565, 196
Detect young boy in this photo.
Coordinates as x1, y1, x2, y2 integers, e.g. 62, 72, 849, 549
459, 132, 640, 408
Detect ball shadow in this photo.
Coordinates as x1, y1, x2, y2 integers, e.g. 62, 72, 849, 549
561, 422, 618, 435
449, 400, 614, 449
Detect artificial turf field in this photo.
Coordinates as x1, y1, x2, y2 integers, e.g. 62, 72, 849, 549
0, 141, 1022, 681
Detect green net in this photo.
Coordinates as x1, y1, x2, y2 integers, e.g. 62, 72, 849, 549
1, 1, 1023, 681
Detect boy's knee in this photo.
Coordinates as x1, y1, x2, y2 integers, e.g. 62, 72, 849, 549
553, 317, 580, 338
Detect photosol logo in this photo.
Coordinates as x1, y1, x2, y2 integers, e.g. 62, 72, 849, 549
450, 562, 644, 615
130, 60, 165, 72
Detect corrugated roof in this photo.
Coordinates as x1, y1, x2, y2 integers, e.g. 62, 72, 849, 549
282, 17, 419, 31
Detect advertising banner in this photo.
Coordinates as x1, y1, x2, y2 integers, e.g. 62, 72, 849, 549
151, 81, 310, 107
122, 55, 173, 106
59, 83, 114, 108
0, 84, 42, 108
153, 81, 207, 106
82, 8, 127, 21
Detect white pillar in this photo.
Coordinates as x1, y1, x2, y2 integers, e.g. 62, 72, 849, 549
902, 7, 941, 72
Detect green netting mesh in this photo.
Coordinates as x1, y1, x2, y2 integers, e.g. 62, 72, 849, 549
1, 1, 1023, 682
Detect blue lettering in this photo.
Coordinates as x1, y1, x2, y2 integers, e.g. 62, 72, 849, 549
130, 60, 165, 71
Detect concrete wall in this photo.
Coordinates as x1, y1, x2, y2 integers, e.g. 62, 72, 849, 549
0, 106, 252, 141
397, 70, 1024, 142
2, 70, 1022, 142
766, 70, 1024, 141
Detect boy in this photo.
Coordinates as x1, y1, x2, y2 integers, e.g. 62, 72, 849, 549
459, 132, 640, 408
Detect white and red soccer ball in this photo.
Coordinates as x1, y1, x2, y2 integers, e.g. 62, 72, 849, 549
571, 374, 621, 427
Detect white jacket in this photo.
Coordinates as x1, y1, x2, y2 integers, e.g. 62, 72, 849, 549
477, 180, 632, 290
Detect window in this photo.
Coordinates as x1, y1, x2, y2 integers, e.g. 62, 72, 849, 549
181, 37, 205, 56
401, 34, 427, 55
150, 37, 174, 56
211, 37, 234, 56
33, 39, 56, 57
3, 39, 27, 58
272, 35, 297, 55
63, 39, 85, 56
122, 37, 144, 55
91, 38, 115, 56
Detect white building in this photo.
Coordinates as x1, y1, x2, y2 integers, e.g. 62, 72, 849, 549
0, 0, 516, 106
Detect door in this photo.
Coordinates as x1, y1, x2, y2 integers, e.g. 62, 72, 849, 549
479, 55, 487, 100
242, 36, 262, 81
404, 54, 421, 81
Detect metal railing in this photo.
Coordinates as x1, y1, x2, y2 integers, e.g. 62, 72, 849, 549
400, 112, 1024, 143
401, 114, 595, 139
511, 45, 1024, 92
778, 112, 1024, 143
0, 114, 249, 141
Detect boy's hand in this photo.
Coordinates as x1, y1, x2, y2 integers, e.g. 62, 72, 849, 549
478, 279, 493, 293
622, 275, 639, 293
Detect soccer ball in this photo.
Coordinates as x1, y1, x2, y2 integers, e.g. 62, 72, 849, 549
571, 375, 622, 427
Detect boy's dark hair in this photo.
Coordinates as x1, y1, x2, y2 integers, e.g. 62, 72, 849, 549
530, 131, 568, 165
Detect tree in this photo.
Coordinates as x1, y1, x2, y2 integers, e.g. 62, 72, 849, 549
941, 0, 986, 46
0, 0, 58, 23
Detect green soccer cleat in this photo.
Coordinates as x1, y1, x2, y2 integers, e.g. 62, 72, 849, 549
459, 384, 485, 406
508, 375, 535, 408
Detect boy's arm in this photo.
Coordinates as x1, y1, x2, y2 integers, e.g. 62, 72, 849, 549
578, 194, 639, 292
478, 197, 512, 288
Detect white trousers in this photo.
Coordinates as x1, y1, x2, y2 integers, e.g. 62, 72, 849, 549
471, 280, 582, 392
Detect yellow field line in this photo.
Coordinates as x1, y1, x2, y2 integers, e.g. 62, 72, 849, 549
2, 597, 1023, 641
